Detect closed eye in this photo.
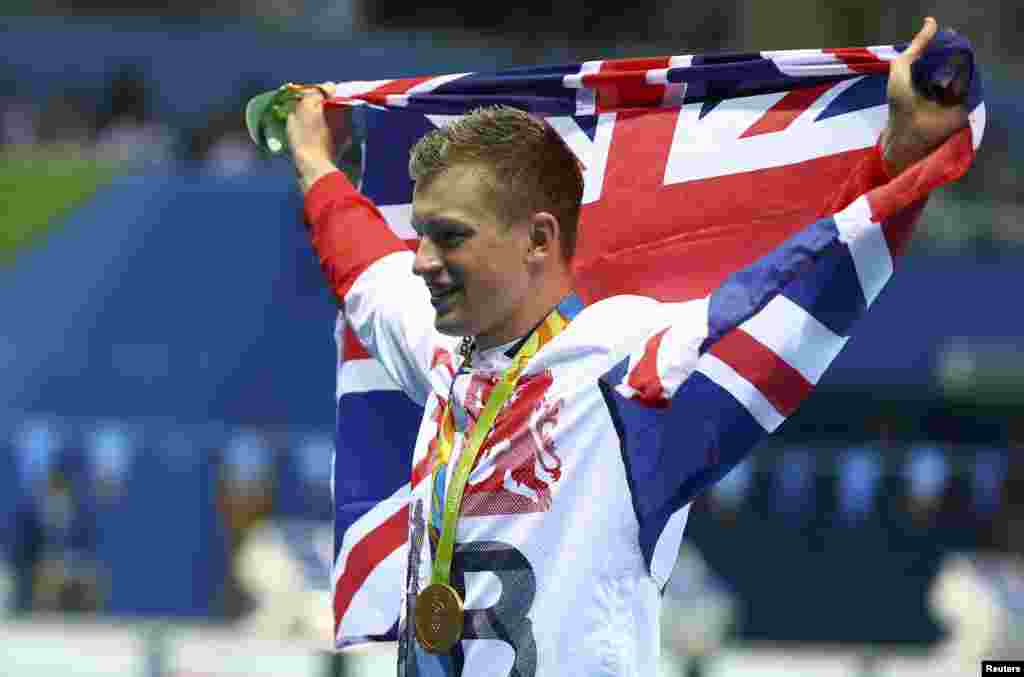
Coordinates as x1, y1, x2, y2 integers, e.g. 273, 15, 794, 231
411, 218, 474, 249
434, 232, 465, 248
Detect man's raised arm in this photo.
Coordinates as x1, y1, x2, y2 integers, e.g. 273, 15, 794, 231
287, 87, 441, 405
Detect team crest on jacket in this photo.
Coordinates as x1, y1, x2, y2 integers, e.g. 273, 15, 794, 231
453, 369, 564, 516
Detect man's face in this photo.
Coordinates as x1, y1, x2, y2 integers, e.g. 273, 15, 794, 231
411, 164, 532, 344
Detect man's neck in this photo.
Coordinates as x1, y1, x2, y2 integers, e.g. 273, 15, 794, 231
473, 282, 574, 351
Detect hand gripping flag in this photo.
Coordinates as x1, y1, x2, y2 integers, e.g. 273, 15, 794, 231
323, 31, 984, 648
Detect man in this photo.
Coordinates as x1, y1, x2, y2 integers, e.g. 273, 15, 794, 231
285, 18, 968, 676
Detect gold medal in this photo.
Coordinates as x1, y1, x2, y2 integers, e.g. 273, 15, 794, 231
414, 582, 465, 654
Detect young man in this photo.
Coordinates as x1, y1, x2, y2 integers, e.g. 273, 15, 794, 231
286, 18, 969, 677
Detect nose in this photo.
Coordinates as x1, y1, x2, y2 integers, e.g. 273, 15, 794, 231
411, 237, 443, 278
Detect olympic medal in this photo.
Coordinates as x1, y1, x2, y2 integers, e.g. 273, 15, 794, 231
414, 583, 464, 654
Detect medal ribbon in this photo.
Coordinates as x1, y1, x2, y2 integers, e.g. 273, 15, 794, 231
428, 296, 579, 587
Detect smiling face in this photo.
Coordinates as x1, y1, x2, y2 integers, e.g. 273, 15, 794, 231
411, 163, 536, 348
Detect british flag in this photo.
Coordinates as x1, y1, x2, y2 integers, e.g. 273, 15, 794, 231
323, 31, 984, 647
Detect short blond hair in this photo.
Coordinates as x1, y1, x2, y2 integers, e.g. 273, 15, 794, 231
408, 106, 584, 261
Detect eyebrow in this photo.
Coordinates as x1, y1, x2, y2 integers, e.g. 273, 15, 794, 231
410, 217, 475, 236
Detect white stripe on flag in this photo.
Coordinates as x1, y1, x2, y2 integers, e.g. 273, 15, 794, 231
663, 92, 885, 186
644, 56, 692, 86
784, 77, 864, 131
332, 486, 410, 591
649, 503, 690, 588
379, 74, 472, 108
763, 49, 834, 74
656, 298, 709, 393
740, 295, 848, 386
969, 102, 986, 150
760, 48, 829, 61
337, 542, 407, 640
764, 50, 850, 78
332, 80, 395, 98
563, 60, 602, 88
564, 61, 602, 116
377, 203, 417, 239
834, 195, 893, 306
338, 359, 403, 400
662, 56, 691, 107
867, 45, 900, 61
408, 73, 472, 94
645, 69, 670, 85
697, 353, 786, 432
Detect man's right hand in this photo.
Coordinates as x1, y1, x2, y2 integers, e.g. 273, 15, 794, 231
285, 84, 352, 194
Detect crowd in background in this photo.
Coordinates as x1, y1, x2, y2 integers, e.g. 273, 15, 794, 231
0, 64, 270, 176
1, 410, 1021, 645
1, 417, 334, 627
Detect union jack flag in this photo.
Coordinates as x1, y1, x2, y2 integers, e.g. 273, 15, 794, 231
324, 31, 984, 647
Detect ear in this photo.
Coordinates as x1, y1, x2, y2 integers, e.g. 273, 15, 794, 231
525, 212, 561, 264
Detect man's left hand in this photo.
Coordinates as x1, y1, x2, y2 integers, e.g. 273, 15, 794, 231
881, 17, 970, 177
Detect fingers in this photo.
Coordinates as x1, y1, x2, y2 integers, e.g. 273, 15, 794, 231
901, 16, 937, 61
295, 91, 324, 115
289, 91, 332, 129
286, 82, 333, 99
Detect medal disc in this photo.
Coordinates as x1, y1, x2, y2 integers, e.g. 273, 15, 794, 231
414, 583, 464, 654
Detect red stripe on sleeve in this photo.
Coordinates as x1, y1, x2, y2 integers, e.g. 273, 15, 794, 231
304, 171, 408, 302
709, 329, 812, 417
333, 505, 409, 633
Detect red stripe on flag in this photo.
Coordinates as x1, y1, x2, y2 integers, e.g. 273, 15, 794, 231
866, 127, 975, 257
333, 505, 409, 633
626, 328, 670, 407
740, 83, 833, 138
710, 329, 812, 417
411, 450, 433, 488
575, 106, 682, 302
823, 48, 888, 74
343, 325, 371, 360
366, 76, 436, 96
358, 76, 437, 105
881, 198, 927, 260
585, 57, 672, 112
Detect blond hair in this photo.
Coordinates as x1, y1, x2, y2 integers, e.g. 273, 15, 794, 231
408, 106, 584, 261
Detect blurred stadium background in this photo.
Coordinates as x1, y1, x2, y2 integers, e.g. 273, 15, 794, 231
1, 0, 1021, 675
